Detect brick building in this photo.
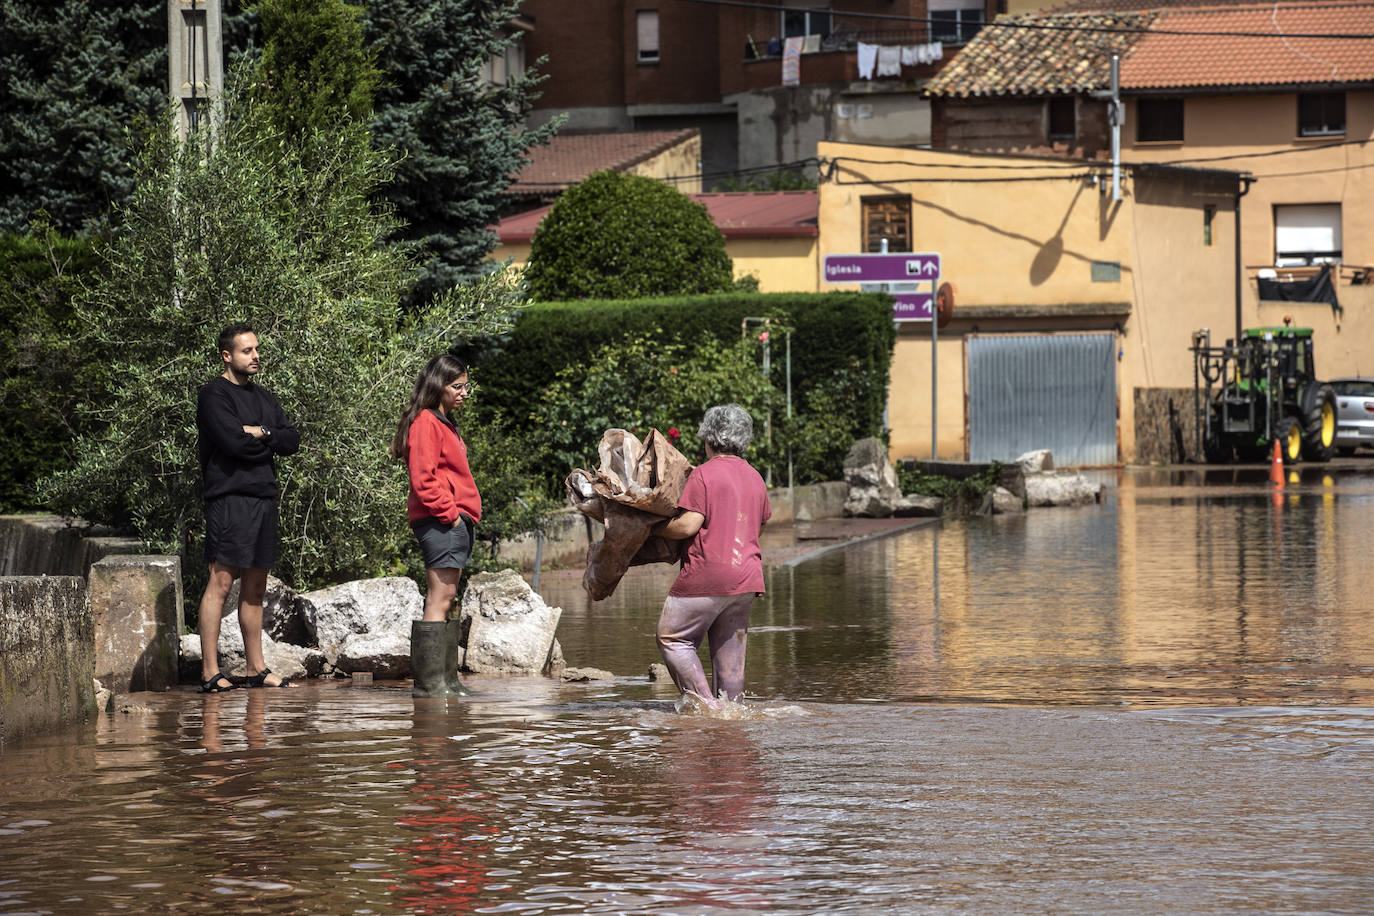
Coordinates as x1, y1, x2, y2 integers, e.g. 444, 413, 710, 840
520, 0, 999, 184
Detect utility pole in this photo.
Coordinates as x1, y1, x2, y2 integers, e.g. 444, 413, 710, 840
168, 0, 224, 141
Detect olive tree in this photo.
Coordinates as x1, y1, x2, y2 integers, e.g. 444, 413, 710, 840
41, 83, 522, 591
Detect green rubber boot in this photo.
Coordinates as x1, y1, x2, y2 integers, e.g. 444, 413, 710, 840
410, 620, 455, 698
444, 617, 476, 696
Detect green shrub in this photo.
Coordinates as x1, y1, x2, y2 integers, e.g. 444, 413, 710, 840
532, 333, 780, 483
476, 291, 895, 487
0, 225, 104, 511
897, 460, 1005, 515
522, 171, 733, 301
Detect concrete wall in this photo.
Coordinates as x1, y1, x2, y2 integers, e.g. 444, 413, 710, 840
0, 576, 93, 744
89, 555, 183, 693
0, 515, 143, 578
627, 133, 703, 194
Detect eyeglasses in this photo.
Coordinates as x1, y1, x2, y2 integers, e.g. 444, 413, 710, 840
450, 381, 471, 394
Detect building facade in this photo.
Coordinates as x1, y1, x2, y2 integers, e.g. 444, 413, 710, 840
520, 0, 998, 184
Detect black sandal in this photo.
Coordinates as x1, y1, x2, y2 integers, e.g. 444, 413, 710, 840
245, 667, 292, 689
199, 671, 237, 693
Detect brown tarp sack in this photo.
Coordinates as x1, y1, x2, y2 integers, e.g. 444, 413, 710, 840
565, 428, 694, 601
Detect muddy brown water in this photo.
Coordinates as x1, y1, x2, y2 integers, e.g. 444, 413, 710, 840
3, 467, 1374, 913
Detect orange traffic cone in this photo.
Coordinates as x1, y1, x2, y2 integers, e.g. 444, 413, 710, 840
1269, 437, 1285, 488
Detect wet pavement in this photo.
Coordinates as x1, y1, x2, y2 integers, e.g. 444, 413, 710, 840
3, 465, 1374, 913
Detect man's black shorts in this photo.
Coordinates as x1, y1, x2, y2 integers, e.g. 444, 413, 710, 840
204, 495, 279, 570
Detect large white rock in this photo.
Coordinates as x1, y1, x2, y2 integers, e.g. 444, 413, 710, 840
220, 575, 303, 645
217, 576, 303, 648
1016, 449, 1056, 474
179, 631, 325, 681
985, 486, 1026, 515
459, 569, 563, 676
1024, 472, 1102, 507
843, 437, 901, 518
336, 631, 412, 679
297, 576, 423, 651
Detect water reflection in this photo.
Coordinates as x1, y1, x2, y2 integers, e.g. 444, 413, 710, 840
3, 469, 1374, 912
541, 468, 1374, 709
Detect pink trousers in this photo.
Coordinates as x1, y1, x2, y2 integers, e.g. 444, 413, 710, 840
656, 593, 756, 704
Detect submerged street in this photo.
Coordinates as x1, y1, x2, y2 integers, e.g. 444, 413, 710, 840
3, 466, 1373, 913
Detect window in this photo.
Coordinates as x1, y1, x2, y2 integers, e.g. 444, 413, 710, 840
1298, 92, 1344, 137
481, 36, 525, 86
1275, 204, 1341, 266
783, 8, 831, 39
1203, 205, 1216, 247
1047, 97, 1075, 141
862, 197, 911, 252
1136, 98, 1183, 142
929, 0, 984, 44
637, 11, 660, 63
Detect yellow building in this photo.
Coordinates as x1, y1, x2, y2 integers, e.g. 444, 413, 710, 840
818, 140, 1242, 465
925, 2, 1374, 385
493, 190, 819, 293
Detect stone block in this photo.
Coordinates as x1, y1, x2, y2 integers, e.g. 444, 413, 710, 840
88, 555, 182, 693
0, 515, 143, 578
0, 575, 93, 744
459, 569, 562, 676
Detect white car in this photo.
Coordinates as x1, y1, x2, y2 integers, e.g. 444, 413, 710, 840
1331, 378, 1374, 455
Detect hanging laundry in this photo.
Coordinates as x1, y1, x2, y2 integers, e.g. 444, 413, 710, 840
876, 45, 901, 77
782, 35, 803, 86
931, 41, 944, 61
900, 45, 919, 67
857, 41, 878, 79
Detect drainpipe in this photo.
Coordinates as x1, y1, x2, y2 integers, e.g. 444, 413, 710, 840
1234, 176, 1253, 344
1110, 55, 1123, 203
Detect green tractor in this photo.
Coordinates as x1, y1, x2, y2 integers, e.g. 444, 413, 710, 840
1191, 325, 1337, 464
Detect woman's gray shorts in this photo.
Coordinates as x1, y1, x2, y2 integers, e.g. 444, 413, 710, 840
411, 515, 474, 570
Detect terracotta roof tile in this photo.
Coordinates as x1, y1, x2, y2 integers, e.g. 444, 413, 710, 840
508, 130, 699, 196
925, 11, 1156, 97
927, 2, 1374, 97
496, 191, 819, 244
1124, 3, 1374, 89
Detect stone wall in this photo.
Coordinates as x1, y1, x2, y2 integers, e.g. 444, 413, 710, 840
0, 515, 143, 578
1134, 387, 1202, 465
0, 576, 93, 744
89, 555, 182, 693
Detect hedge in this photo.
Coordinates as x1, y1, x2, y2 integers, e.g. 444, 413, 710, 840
475, 291, 897, 482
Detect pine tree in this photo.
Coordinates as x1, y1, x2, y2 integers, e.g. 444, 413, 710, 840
0, 0, 165, 233
364, 0, 557, 303
252, 0, 379, 141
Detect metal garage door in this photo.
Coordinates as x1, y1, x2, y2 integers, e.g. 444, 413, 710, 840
968, 333, 1117, 467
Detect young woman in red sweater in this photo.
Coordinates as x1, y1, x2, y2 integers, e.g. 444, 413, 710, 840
390, 354, 482, 697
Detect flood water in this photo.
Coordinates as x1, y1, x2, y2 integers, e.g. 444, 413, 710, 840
4, 467, 1374, 913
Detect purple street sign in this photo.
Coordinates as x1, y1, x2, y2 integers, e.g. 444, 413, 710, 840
823, 252, 940, 283
893, 293, 933, 322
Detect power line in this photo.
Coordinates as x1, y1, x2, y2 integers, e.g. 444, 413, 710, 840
1159, 136, 1372, 166
674, 0, 1374, 41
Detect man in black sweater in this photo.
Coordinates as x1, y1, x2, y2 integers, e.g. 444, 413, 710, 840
196, 323, 301, 691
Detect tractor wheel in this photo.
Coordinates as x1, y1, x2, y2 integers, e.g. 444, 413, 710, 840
1280, 416, 1304, 465
1301, 384, 1337, 462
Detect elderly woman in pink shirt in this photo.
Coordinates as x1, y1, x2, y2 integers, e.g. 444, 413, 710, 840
653, 404, 772, 708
